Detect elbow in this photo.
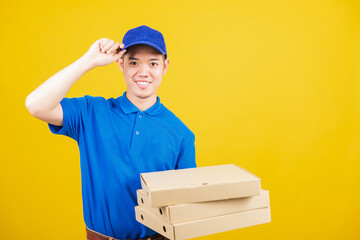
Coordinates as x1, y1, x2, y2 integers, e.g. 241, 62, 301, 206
25, 95, 40, 116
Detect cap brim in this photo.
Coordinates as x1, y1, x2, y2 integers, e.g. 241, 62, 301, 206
123, 41, 166, 56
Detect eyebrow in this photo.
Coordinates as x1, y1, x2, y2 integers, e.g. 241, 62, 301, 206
128, 57, 160, 61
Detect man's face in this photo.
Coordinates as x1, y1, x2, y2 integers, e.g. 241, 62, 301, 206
117, 44, 169, 101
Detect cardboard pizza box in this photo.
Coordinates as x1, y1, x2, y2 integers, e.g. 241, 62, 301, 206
135, 205, 271, 240
136, 189, 270, 224
140, 164, 261, 207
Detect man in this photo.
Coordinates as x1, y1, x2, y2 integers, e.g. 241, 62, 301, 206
25, 25, 197, 240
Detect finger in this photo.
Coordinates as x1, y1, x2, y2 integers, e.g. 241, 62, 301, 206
107, 42, 121, 54
115, 43, 125, 53
113, 48, 127, 59
113, 43, 125, 54
98, 38, 110, 51
99, 37, 109, 40
102, 40, 115, 52
98, 38, 109, 43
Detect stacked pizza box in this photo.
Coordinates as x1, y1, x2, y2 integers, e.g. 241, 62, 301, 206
135, 164, 271, 240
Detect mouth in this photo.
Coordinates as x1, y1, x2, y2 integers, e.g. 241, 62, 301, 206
135, 81, 151, 89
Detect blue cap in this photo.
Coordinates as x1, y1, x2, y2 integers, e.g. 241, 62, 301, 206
122, 25, 167, 59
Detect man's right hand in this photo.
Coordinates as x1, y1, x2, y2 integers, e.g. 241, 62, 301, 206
26, 38, 127, 126
83, 38, 127, 68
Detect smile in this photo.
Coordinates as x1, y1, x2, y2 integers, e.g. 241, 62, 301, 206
135, 81, 151, 89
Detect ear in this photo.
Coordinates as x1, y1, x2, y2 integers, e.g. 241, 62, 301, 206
163, 58, 169, 75
116, 57, 124, 73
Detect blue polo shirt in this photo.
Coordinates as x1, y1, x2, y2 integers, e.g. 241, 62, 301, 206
48, 91, 196, 240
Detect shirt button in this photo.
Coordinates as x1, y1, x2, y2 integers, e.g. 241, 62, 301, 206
138, 114, 142, 118
136, 131, 140, 135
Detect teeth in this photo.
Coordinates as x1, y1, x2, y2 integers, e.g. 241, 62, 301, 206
137, 82, 150, 85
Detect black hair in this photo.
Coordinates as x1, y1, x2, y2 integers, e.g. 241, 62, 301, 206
121, 44, 166, 61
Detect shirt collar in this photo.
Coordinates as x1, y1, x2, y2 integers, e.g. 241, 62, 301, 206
118, 91, 164, 116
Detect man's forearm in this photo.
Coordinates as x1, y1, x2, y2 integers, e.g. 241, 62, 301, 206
25, 55, 94, 114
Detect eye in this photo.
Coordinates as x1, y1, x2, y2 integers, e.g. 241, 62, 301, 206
130, 62, 138, 65
150, 62, 158, 66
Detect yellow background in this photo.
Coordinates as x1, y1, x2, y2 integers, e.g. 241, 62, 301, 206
1, 0, 359, 239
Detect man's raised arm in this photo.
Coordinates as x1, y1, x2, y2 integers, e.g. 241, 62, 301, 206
25, 38, 126, 126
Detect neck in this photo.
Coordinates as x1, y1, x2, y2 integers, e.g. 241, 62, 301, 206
125, 91, 157, 112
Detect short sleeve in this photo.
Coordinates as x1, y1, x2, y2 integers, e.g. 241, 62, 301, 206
175, 132, 197, 169
48, 95, 91, 142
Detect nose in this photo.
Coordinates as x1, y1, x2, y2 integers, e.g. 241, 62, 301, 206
137, 64, 150, 78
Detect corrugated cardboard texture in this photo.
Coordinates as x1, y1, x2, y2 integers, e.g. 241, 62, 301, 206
135, 206, 174, 239
140, 164, 261, 207
135, 205, 271, 240
137, 189, 270, 224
